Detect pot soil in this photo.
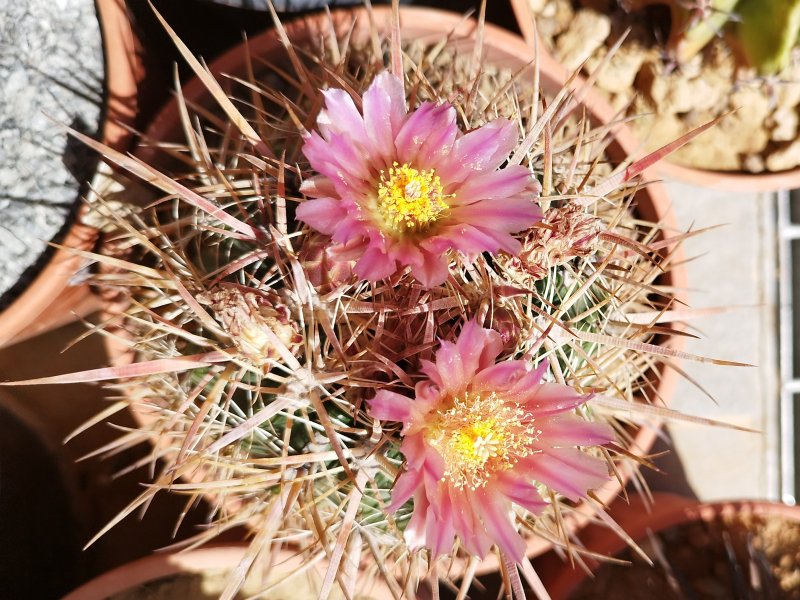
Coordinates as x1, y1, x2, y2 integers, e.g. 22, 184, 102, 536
572, 509, 800, 599
536, 493, 800, 600
512, 0, 800, 190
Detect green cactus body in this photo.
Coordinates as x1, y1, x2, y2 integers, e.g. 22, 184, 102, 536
737, 0, 800, 75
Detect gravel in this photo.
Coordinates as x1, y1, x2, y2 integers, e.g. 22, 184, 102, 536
0, 0, 103, 306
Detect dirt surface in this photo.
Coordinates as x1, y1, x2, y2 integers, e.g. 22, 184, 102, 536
571, 512, 800, 599
527, 0, 800, 173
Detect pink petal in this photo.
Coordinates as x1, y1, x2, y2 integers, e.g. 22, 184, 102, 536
437, 119, 518, 183
329, 217, 368, 245
455, 320, 503, 381
450, 196, 542, 234
394, 102, 457, 167
427, 224, 520, 257
362, 71, 406, 159
471, 360, 528, 393
451, 165, 534, 203
476, 488, 526, 561
536, 415, 616, 448
522, 448, 610, 502
495, 472, 548, 515
409, 250, 450, 287
369, 390, 413, 422
427, 490, 456, 557
419, 359, 443, 388
354, 245, 397, 281
522, 383, 590, 417
404, 490, 429, 550
413, 379, 443, 411
433, 339, 466, 397
318, 88, 366, 141
302, 132, 370, 184
387, 468, 422, 512
400, 433, 429, 469
295, 198, 347, 235
299, 175, 338, 198
452, 490, 494, 559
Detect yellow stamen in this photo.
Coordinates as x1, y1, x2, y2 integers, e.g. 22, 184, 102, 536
376, 162, 448, 234
424, 392, 539, 490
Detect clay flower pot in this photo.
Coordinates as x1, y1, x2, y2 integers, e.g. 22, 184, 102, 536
0, 0, 144, 348
535, 492, 800, 599
62, 545, 393, 599
510, 0, 800, 192
110, 4, 687, 572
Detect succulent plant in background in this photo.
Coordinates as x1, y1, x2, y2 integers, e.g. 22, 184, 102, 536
623, 0, 800, 74
7, 4, 745, 599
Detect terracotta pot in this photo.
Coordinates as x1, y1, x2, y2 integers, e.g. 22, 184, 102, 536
0, 0, 145, 349
62, 545, 394, 599
115, 4, 687, 573
0, 388, 83, 597
535, 492, 800, 599
509, 0, 800, 192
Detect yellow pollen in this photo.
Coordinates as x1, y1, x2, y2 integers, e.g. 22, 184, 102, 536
424, 392, 539, 490
376, 162, 448, 234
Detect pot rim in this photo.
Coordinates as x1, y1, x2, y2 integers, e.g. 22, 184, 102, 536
0, 0, 144, 348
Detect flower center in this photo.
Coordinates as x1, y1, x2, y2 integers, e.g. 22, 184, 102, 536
424, 392, 539, 490
376, 162, 448, 234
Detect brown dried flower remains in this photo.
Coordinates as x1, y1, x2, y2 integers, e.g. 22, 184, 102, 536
502, 202, 602, 284
198, 286, 302, 365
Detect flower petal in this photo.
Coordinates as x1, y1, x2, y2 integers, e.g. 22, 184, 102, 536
362, 71, 406, 159
427, 489, 456, 557
404, 490, 429, 550
452, 165, 534, 203
471, 360, 528, 392
318, 88, 367, 140
476, 488, 526, 561
295, 198, 347, 235
437, 118, 518, 183
495, 472, 548, 515
409, 250, 450, 287
522, 448, 610, 502
522, 383, 590, 417
535, 415, 616, 448
299, 175, 338, 198
433, 339, 466, 396
450, 196, 542, 234
427, 224, 521, 257
387, 468, 422, 512
455, 319, 503, 380
369, 390, 413, 422
354, 245, 397, 281
395, 102, 457, 167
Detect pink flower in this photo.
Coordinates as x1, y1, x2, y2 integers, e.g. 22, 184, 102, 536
369, 321, 614, 561
297, 71, 542, 287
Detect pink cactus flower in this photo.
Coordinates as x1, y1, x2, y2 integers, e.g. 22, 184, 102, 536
296, 71, 542, 287
369, 321, 614, 561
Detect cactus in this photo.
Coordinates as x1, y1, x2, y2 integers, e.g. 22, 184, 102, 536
622, 0, 739, 63
623, 0, 800, 74
737, 0, 800, 75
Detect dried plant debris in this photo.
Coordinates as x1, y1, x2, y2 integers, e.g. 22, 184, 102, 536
572, 511, 800, 599
526, 0, 800, 172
